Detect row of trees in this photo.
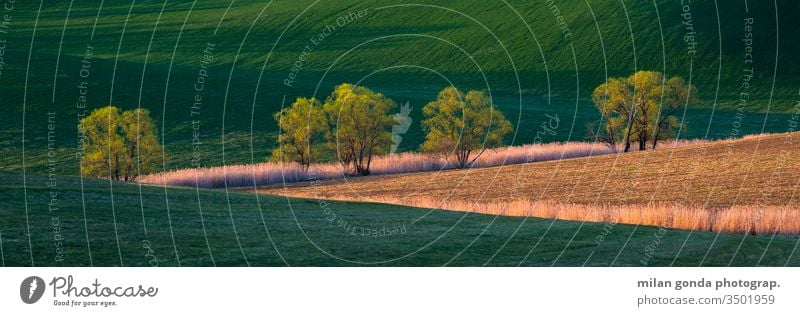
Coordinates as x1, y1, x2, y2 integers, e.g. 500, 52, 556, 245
272, 83, 512, 176
76, 71, 693, 181
590, 71, 696, 151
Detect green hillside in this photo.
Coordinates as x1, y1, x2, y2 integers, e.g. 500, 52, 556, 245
1, 172, 797, 266
1, 0, 799, 175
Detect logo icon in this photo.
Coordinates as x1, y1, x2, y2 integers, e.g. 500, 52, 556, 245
20, 276, 45, 304
391, 102, 413, 154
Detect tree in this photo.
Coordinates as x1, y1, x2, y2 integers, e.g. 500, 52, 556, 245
79, 106, 162, 181
421, 87, 513, 168
323, 83, 395, 176
652, 76, 697, 149
591, 71, 696, 152
629, 71, 664, 151
270, 97, 327, 171
591, 77, 634, 151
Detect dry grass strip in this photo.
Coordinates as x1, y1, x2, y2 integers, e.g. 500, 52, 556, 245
314, 196, 800, 235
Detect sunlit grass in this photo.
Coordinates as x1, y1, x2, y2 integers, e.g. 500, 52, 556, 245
323, 196, 800, 235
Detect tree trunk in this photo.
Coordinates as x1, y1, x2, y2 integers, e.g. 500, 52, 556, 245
623, 131, 632, 152
607, 126, 617, 151
652, 129, 661, 150
125, 143, 137, 182
622, 111, 635, 153
365, 151, 373, 176
457, 149, 468, 168
356, 162, 370, 176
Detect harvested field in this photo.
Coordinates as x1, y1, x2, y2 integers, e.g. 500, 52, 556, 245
257, 133, 800, 235
139, 140, 703, 188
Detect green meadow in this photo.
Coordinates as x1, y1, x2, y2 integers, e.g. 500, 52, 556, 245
1, 0, 799, 174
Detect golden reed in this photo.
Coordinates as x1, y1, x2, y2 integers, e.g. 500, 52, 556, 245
320, 195, 800, 235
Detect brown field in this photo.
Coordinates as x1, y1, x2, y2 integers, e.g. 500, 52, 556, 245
256, 133, 800, 235
139, 139, 704, 188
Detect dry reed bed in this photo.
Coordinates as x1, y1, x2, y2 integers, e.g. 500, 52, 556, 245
305, 195, 800, 235
139, 140, 704, 188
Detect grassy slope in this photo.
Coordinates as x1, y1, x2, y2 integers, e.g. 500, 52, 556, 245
1, 0, 800, 175
0, 171, 798, 267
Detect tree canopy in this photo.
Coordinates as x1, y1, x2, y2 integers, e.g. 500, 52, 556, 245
421, 87, 513, 168
79, 106, 162, 181
591, 71, 697, 151
323, 83, 395, 176
271, 97, 327, 171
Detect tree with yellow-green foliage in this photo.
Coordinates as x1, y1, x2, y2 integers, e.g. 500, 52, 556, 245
270, 97, 328, 171
591, 71, 696, 152
79, 106, 162, 181
653, 76, 697, 149
323, 83, 395, 176
421, 87, 513, 168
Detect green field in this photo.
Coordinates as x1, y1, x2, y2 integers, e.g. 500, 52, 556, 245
1, 1, 799, 267
1, 0, 799, 174
0, 172, 798, 267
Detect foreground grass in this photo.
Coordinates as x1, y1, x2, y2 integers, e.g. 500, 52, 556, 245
0, 172, 798, 266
